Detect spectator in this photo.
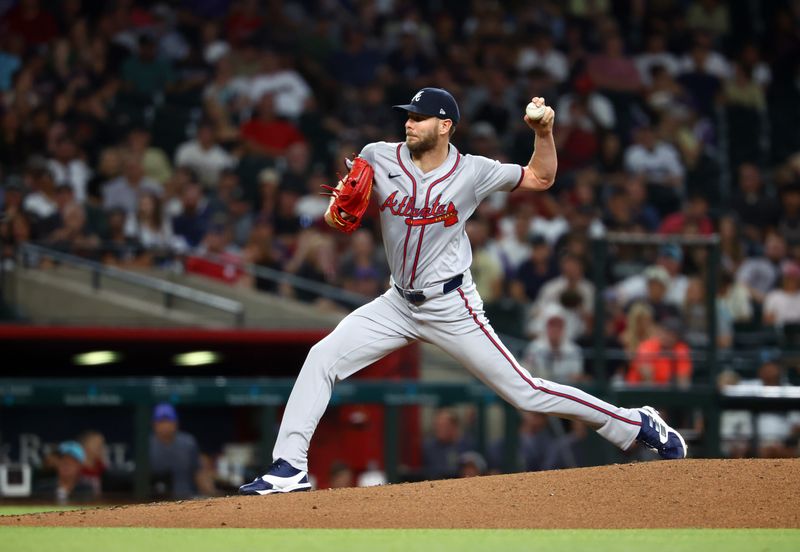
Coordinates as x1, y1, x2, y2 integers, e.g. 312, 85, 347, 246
121, 35, 174, 97
466, 217, 504, 303
489, 412, 584, 473
22, 159, 59, 226
458, 451, 487, 478
517, 30, 568, 84
627, 317, 692, 386
279, 142, 313, 195
677, 39, 725, 120
101, 207, 145, 265
47, 199, 100, 254
623, 174, 660, 232
635, 32, 680, 86
763, 261, 800, 326
125, 192, 173, 253
554, 75, 615, 172
736, 233, 786, 303
731, 163, 780, 245
171, 181, 214, 250
515, 234, 558, 302
54, 441, 93, 504
240, 93, 305, 158
621, 301, 656, 358
681, 277, 734, 349
328, 461, 354, 489
422, 409, 473, 480
240, 217, 282, 293
78, 430, 107, 499
718, 269, 754, 323
149, 403, 201, 500
0, 0, 59, 48
720, 362, 800, 458
328, 28, 383, 87
339, 229, 388, 298
624, 124, 685, 216
523, 304, 584, 384
532, 253, 594, 337
778, 183, 800, 247
47, 136, 91, 202
248, 50, 313, 120
586, 34, 643, 94
174, 121, 234, 189
686, 0, 731, 38
658, 193, 714, 236
615, 244, 689, 310
123, 126, 172, 186
102, 156, 162, 216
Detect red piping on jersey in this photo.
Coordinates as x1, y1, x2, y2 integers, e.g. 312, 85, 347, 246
456, 288, 642, 427
408, 152, 461, 287
511, 166, 525, 192
396, 144, 417, 285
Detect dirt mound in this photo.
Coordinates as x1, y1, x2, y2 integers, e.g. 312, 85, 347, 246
3, 459, 799, 529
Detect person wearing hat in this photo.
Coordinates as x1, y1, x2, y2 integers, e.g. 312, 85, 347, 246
615, 244, 688, 309
149, 403, 202, 499
627, 316, 692, 386
242, 85, 688, 496
54, 440, 93, 504
763, 260, 800, 326
523, 304, 584, 384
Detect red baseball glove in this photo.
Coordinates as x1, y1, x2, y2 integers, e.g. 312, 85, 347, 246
321, 156, 374, 233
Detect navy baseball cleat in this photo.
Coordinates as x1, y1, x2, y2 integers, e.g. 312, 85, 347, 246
636, 406, 688, 459
239, 458, 311, 495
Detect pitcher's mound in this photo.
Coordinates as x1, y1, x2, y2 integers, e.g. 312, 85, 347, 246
3, 459, 799, 528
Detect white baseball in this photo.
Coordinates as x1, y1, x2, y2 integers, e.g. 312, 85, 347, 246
526, 102, 546, 121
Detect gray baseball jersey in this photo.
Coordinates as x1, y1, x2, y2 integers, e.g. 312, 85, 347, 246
359, 141, 523, 289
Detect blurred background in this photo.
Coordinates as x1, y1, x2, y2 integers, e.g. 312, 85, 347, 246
1, 0, 800, 505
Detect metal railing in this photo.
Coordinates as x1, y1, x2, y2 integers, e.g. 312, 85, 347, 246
195, 251, 372, 309
17, 243, 245, 327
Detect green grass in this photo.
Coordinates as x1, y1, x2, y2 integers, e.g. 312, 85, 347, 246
0, 528, 797, 552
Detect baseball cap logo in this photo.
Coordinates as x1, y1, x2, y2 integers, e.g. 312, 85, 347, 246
439, 108, 446, 115
412, 90, 424, 103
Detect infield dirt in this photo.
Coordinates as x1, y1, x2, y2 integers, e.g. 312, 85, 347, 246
3, 459, 798, 529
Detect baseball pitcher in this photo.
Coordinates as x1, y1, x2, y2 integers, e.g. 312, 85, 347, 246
240, 88, 686, 495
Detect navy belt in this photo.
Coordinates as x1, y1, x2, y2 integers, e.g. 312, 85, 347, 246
394, 274, 464, 305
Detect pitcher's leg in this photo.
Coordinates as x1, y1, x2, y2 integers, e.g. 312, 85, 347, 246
430, 287, 642, 450
273, 294, 415, 470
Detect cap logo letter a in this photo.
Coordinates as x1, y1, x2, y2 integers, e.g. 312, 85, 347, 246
412, 90, 424, 103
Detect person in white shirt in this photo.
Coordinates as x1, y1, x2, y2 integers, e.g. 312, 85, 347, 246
614, 244, 689, 309
764, 261, 800, 326
530, 253, 594, 340
248, 50, 313, 120
102, 156, 163, 215
635, 32, 680, 86
174, 121, 234, 189
524, 304, 584, 384
47, 136, 91, 203
624, 124, 685, 215
517, 31, 569, 84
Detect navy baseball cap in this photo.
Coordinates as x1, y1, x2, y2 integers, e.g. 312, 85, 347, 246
152, 403, 178, 422
393, 88, 460, 124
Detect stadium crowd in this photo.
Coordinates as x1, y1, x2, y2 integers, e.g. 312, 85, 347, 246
1, 1, 800, 421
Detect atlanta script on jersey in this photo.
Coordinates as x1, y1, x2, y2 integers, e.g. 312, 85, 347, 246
360, 141, 524, 289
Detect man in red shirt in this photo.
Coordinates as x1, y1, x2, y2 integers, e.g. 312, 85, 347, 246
240, 93, 305, 157
659, 193, 714, 235
627, 317, 692, 386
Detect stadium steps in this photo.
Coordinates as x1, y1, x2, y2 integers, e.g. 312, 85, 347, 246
7, 265, 214, 328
